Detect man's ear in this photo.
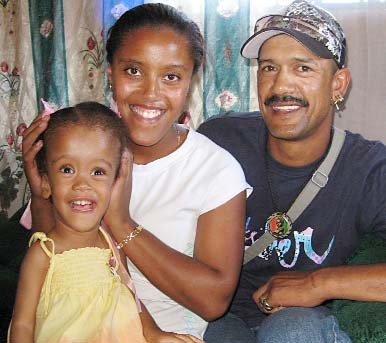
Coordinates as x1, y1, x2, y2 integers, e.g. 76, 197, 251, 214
41, 174, 51, 200
332, 67, 351, 98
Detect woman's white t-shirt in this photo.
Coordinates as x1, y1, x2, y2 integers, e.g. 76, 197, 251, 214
128, 127, 250, 339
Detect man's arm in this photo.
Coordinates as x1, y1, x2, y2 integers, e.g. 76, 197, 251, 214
253, 264, 386, 313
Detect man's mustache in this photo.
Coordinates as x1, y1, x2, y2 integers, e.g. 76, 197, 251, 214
264, 95, 309, 107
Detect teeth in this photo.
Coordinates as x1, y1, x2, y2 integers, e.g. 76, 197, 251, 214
273, 105, 300, 111
72, 200, 92, 206
131, 105, 162, 119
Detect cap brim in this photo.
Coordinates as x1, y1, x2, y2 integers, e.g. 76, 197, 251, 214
241, 27, 334, 61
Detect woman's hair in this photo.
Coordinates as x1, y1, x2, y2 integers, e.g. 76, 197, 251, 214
36, 101, 128, 173
106, 3, 204, 75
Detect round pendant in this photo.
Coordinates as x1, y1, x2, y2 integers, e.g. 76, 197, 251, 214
265, 212, 293, 239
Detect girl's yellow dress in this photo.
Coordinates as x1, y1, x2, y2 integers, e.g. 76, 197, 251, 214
30, 227, 145, 343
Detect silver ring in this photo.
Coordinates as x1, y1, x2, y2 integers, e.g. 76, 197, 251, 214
259, 297, 274, 311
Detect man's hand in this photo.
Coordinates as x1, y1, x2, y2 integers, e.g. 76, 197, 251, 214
253, 271, 326, 314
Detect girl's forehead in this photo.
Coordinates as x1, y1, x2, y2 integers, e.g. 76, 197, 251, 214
47, 125, 117, 145
45, 126, 121, 160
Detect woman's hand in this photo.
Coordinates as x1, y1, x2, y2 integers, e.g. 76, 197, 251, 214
104, 149, 134, 232
22, 113, 50, 199
21, 102, 55, 232
139, 299, 205, 343
146, 330, 204, 343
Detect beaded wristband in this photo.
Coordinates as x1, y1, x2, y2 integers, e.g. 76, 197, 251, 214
116, 224, 144, 249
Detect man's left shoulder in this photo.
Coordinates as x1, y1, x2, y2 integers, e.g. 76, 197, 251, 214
198, 111, 262, 134
343, 130, 386, 166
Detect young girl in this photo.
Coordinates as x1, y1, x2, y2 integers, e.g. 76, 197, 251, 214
10, 102, 203, 343
22, 3, 250, 339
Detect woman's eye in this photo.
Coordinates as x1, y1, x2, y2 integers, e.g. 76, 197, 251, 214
164, 74, 180, 81
92, 169, 105, 176
60, 166, 74, 174
126, 67, 140, 76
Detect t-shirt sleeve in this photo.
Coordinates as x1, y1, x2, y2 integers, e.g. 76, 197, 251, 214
357, 154, 386, 239
199, 149, 252, 215
198, 117, 229, 147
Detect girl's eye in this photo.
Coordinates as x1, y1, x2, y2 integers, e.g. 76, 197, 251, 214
164, 74, 180, 82
126, 67, 141, 76
60, 166, 74, 174
92, 169, 105, 176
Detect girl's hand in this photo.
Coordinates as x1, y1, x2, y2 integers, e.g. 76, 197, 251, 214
104, 149, 134, 230
22, 113, 50, 199
147, 331, 204, 343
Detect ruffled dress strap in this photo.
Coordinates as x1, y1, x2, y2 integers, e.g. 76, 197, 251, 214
99, 227, 142, 311
29, 232, 55, 256
29, 232, 55, 315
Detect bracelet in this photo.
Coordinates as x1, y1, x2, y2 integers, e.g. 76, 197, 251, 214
116, 224, 144, 249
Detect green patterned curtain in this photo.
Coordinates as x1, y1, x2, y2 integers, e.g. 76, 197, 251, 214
0, 0, 145, 217
203, 0, 250, 119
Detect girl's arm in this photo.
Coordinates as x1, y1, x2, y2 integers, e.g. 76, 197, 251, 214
9, 243, 49, 343
106, 155, 246, 320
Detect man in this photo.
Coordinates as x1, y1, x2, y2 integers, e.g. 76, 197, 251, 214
199, 1, 386, 342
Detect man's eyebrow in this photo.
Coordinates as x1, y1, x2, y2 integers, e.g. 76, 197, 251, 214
292, 57, 318, 65
258, 58, 273, 65
258, 57, 318, 65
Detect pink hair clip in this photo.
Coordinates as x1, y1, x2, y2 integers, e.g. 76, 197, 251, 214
41, 98, 56, 117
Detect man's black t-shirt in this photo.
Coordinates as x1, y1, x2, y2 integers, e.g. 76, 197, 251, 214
198, 111, 386, 327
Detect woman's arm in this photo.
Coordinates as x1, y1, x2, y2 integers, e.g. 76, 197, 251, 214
107, 177, 246, 321
9, 243, 49, 342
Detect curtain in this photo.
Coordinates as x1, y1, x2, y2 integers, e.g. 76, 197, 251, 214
1, 0, 386, 218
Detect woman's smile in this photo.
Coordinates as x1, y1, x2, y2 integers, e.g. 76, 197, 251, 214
129, 104, 165, 120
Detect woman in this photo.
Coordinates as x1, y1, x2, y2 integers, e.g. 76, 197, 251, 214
22, 3, 250, 339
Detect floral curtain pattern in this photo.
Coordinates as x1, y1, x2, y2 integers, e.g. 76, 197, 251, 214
1, 0, 386, 218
